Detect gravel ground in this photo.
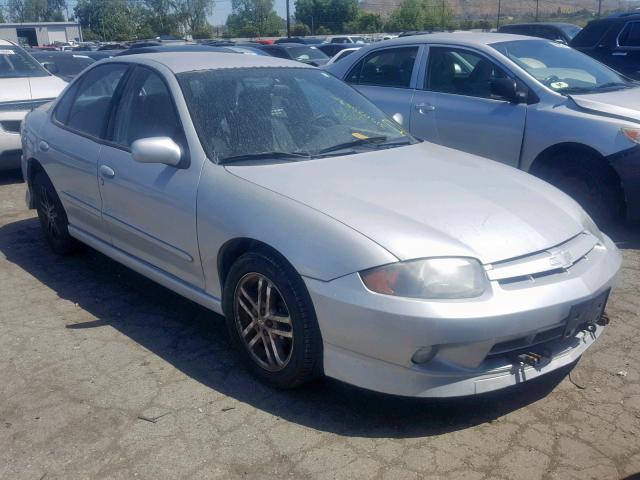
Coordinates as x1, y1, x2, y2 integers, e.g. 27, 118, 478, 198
1, 169, 639, 480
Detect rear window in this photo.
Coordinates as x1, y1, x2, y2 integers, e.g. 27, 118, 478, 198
0, 46, 49, 78
617, 21, 640, 47
571, 20, 613, 48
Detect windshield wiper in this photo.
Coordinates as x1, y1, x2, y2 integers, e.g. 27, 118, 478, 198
315, 136, 388, 155
372, 136, 414, 148
220, 151, 310, 165
563, 82, 630, 95
595, 82, 630, 90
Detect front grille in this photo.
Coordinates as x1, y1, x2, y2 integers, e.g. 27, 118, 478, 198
0, 98, 55, 112
485, 232, 598, 288
0, 120, 21, 133
487, 325, 565, 357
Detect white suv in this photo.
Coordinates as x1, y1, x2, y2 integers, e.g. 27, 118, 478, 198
0, 40, 66, 171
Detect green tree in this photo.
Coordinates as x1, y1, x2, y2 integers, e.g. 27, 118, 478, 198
174, 0, 215, 34
385, 0, 454, 32
141, 0, 180, 36
294, 0, 358, 34
226, 0, 283, 37
74, 0, 141, 41
7, 0, 67, 22
345, 12, 382, 33
292, 22, 311, 36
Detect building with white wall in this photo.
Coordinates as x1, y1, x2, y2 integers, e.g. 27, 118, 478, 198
0, 22, 82, 47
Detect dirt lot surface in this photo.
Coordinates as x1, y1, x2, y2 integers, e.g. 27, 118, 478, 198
1, 169, 639, 480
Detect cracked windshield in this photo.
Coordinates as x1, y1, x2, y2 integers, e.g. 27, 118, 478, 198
178, 68, 414, 164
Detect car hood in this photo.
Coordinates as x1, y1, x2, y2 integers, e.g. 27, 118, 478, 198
569, 87, 640, 123
225, 142, 586, 265
0, 76, 66, 103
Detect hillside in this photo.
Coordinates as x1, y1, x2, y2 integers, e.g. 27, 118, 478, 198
361, 0, 640, 21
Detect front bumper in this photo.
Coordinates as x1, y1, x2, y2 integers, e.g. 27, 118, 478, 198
608, 145, 640, 221
304, 235, 621, 397
0, 111, 26, 172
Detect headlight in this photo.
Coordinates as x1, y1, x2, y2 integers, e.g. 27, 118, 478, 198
360, 257, 486, 299
621, 127, 640, 144
581, 210, 605, 244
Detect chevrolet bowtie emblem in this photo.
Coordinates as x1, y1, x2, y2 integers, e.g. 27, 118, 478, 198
549, 249, 573, 269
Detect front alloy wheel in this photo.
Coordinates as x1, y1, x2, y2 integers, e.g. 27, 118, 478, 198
223, 249, 323, 389
234, 273, 294, 371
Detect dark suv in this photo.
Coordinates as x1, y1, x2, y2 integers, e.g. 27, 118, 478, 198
572, 13, 640, 79
498, 22, 582, 44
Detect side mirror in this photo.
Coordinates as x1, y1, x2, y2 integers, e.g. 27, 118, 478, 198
490, 78, 526, 103
131, 137, 182, 166
392, 113, 404, 125
43, 62, 59, 74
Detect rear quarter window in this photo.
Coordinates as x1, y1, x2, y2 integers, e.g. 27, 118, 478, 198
571, 21, 613, 48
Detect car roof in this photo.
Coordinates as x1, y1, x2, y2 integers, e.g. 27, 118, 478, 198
115, 44, 235, 56
105, 51, 313, 73
500, 22, 577, 28
0, 39, 15, 46
593, 13, 640, 23
378, 31, 541, 47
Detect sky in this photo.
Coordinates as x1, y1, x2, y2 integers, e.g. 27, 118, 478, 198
65, 0, 290, 27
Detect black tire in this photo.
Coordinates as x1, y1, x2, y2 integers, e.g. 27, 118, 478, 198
536, 152, 624, 227
33, 170, 80, 255
223, 249, 323, 389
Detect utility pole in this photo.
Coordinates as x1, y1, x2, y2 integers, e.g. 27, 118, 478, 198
597, 0, 602, 18
535, 0, 539, 21
441, 0, 446, 31
286, 0, 291, 37
497, 0, 502, 29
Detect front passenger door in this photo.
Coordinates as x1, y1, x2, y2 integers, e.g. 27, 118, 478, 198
410, 46, 527, 166
98, 66, 204, 288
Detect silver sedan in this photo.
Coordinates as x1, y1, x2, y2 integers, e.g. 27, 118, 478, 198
21, 53, 621, 397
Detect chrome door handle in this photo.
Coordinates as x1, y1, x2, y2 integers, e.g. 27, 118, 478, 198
414, 103, 436, 114
99, 165, 115, 179
39, 140, 49, 151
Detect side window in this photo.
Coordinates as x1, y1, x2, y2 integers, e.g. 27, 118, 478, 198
111, 67, 181, 148
266, 48, 288, 59
425, 47, 508, 99
538, 26, 564, 42
64, 64, 128, 138
618, 22, 640, 47
53, 82, 79, 124
352, 47, 418, 88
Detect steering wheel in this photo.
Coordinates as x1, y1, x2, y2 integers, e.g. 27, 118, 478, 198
311, 114, 341, 129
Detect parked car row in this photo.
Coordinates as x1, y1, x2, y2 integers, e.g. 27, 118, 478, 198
17, 44, 623, 399
326, 32, 640, 225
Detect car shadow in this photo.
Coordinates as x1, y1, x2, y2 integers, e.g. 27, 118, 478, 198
0, 169, 24, 186
0, 216, 585, 438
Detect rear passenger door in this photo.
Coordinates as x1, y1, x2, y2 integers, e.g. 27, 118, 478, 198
97, 65, 204, 288
410, 45, 526, 166
42, 63, 129, 242
345, 46, 421, 127
608, 21, 640, 78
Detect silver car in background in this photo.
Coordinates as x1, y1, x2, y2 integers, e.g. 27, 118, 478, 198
21, 53, 621, 397
326, 33, 640, 225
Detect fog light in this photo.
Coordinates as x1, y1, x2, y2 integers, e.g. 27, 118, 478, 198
411, 346, 438, 364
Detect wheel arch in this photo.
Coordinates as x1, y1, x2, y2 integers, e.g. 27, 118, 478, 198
217, 237, 296, 300
25, 157, 47, 208
529, 141, 626, 217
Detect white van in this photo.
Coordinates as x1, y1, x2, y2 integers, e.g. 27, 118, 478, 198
0, 40, 66, 171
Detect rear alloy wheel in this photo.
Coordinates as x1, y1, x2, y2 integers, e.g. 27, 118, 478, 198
223, 250, 323, 389
33, 171, 80, 255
